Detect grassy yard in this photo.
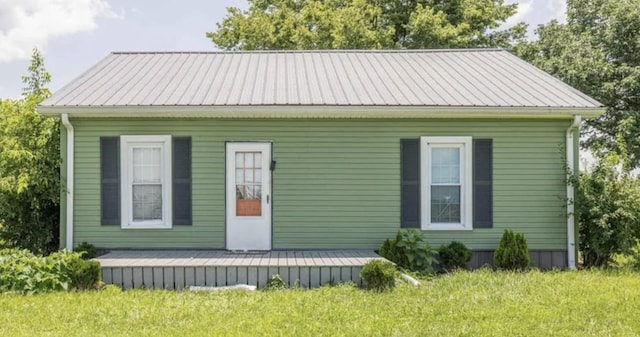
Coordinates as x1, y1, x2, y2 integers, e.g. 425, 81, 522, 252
1, 269, 639, 337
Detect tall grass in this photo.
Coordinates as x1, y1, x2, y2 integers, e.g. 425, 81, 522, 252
1, 269, 639, 336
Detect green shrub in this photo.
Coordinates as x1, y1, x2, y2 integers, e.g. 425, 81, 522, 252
0, 249, 69, 293
360, 260, 396, 292
379, 232, 408, 268
615, 240, 640, 270
0, 249, 101, 293
264, 274, 287, 290
379, 229, 437, 274
494, 229, 530, 271
75, 242, 97, 260
575, 154, 640, 268
67, 258, 101, 290
438, 241, 472, 272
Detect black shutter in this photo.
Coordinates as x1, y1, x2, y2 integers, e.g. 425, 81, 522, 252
173, 137, 192, 225
473, 139, 493, 228
100, 137, 120, 225
401, 139, 420, 228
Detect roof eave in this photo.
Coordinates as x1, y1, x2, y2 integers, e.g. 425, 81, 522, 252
37, 105, 606, 119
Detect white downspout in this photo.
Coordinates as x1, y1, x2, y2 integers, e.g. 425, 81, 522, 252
61, 114, 74, 250
566, 115, 581, 269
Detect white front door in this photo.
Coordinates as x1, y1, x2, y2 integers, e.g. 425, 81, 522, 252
226, 142, 272, 251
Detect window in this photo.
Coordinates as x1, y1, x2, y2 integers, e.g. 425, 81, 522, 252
420, 137, 472, 230
120, 135, 172, 228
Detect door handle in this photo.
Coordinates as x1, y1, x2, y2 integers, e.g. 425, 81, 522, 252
267, 194, 270, 204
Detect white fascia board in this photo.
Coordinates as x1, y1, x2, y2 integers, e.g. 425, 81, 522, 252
37, 105, 606, 119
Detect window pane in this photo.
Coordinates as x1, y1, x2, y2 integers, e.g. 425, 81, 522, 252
432, 147, 460, 184
133, 147, 161, 183
133, 184, 162, 221
236, 184, 262, 216
431, 186, 461, 223
255, 153, 262, 168
235, 151, 262, 216
235, 153, 243, 167
245, 153, 253, 168
235, 169, 244, 184
245, 169, 255, 184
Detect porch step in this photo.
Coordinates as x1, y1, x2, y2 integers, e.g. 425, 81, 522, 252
101, 265, 365, 290
96, 250, 385, 290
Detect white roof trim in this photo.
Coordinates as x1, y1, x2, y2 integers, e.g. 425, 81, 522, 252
37, 105, 605, 119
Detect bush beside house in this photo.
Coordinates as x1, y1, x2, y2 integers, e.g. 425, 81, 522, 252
438, 241, 472, 272
0, 249, 101, 293
493, 229, 530, 271
379, 229, 438, 275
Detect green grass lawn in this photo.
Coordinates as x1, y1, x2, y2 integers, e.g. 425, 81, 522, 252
1, 269, 639, 337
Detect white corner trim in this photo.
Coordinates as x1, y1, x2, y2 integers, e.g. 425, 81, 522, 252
61, 114, 74, 250
420, 136, 473, 231
566, 115, 581, 269
120, 135, 172, 229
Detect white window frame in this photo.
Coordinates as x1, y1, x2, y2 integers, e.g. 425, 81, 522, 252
420, 136, 473, 230
120, 135, 172, 229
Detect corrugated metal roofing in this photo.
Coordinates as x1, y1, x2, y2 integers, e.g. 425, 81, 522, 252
41, 49, 602, 108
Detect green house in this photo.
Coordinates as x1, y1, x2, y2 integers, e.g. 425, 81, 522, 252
39, 49, 604, 269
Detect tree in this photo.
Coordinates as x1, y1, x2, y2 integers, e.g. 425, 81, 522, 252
575, 150, 640, 268
0, 48, 60, 254
516, 0, 640, 168
207, 0, 526, 50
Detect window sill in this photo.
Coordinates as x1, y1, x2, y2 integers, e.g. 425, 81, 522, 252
422, 224, 472, 231
121, 223, 172, 229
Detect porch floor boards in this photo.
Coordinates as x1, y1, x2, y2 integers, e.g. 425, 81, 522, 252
95, 250, 386, 290
96, 250, 381, 267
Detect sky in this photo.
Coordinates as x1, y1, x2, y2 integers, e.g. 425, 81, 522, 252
0, 0, 567, 98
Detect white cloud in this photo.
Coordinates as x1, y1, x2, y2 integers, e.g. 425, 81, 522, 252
503, 0, 533, 28
0, 0, 121, 63
546, 0, 567, 22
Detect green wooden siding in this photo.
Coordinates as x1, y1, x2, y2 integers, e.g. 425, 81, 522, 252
69, 118, 570, 250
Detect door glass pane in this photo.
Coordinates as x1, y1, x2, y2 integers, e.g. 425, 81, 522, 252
235, 153, 243, 167
431, 186, 461, 223
235, 169, 244, 184
245, 152, 253, 168
431, 147, 460, 184
255, 153, 262, 168
236, 151, 262, 216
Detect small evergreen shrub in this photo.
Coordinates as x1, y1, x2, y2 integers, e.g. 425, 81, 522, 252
360, 260, 396, 292
67, 258, 101, 290
264, 274, 287, 290
379, 229, 438, 274
494, 229, 530, 271
75, 242, 98, 260
438, 241, 472, 272
379, 232, 408, 268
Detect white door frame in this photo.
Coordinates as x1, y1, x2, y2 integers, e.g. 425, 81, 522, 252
225, 142, 272, 251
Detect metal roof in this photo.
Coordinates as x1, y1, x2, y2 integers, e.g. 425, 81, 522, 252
41, 49, 602, 109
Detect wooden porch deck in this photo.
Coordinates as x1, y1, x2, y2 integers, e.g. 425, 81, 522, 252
96, 250, 386, 290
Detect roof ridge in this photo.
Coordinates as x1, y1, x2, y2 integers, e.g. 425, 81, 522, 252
110, 49, 505, 55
